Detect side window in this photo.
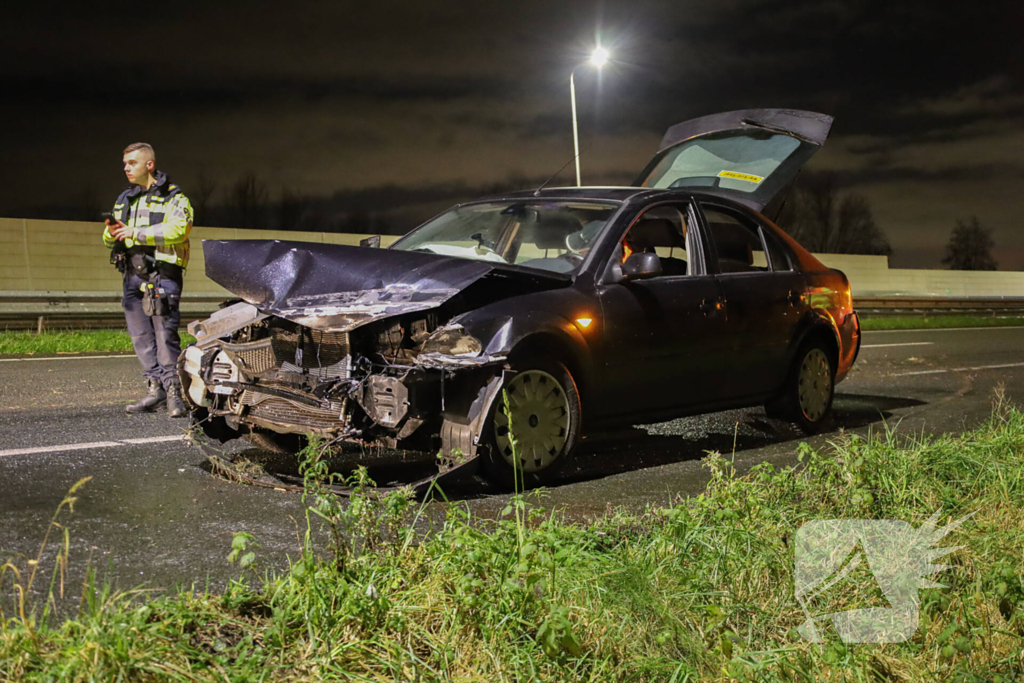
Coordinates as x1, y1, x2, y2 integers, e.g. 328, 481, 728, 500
762, 230, 794, 271
620, 204, 692, 277
701, 205, 770, 274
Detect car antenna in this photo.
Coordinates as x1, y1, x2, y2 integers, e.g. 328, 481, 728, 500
533, 143, 592, 196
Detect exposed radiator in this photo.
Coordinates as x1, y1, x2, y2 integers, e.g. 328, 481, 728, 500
233, 341, 276, 375
218, 327, 352, 432
219, 328, 351, 380
246, 396, 346, 432
271, 327, 351, 380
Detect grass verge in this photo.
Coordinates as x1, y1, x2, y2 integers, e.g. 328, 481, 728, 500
3, 313, 1019, 357
1, 312, 1018, 357
0, 329, 196, 356
2, 404, 1024, 681
860, 315, 1024, 331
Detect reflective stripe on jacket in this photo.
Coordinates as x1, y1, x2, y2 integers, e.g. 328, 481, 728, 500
102, 171, 193, 269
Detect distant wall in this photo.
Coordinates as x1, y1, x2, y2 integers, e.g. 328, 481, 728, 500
808, 253, 1024, 298
2, 218, 1023, 298
0, 218, 398, 295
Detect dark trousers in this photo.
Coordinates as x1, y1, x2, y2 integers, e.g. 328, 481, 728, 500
122, 272, 183, 387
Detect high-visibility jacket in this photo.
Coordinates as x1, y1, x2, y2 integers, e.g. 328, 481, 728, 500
102, 170, 193, 269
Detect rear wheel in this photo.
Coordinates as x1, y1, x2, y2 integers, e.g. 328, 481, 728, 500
767, 337, 835, 434
483, 357, 581, 489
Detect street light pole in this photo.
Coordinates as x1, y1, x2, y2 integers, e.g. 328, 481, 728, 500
570, 69, 581, 187
569, 47, 609, 189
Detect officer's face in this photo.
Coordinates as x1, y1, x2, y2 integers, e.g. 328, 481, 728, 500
123, 151, 155, 185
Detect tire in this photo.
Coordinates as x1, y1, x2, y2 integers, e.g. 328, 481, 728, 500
768, 337, 835, 434
243, 430, 307, 455
481, 357, 582, 489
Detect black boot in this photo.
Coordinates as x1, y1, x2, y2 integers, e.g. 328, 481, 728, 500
166, 382, 187, 419
126, 379, 166, 414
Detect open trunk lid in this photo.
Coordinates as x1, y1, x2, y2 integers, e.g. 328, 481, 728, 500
634, 109, 833, 219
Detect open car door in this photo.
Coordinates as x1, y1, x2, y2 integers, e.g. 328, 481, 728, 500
634, 109, 833, 220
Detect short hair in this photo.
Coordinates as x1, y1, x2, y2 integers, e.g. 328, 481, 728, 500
123, 142, 155, 160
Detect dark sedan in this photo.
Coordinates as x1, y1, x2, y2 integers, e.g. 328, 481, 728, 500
181, 109, 860, 487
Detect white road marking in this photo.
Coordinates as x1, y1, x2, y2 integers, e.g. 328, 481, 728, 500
869, 326, 1024, 334
121, 435, 186, 445
861, 342, 934, 349
0, 435, 185, 458
892, 361, 1024, 377
893, 369, 951, 377
0, 441, 124, 457
0, 354, 136, 362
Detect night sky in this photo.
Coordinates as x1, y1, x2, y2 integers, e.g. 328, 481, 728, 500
3, 0, 1021, 268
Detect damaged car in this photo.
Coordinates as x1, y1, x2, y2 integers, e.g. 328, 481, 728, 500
180, 109, 861, 487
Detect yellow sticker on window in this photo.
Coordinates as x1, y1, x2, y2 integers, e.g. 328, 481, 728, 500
718, 170, 764, 183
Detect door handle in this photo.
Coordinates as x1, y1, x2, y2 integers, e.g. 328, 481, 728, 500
700, 298, 724, 315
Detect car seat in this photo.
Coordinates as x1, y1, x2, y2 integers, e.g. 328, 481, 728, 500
712, 223, 757, 272
625, 218, 688, 276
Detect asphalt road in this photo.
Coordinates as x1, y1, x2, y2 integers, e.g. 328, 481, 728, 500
2, 326, 1024, 610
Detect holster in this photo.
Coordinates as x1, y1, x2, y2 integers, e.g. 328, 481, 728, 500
109, 242, 128, 274
140, 272, 179, 317
128, 245, 157, 278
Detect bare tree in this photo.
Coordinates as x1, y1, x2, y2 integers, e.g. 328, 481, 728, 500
191, 169, 218, 226
340, 208, 372, 234
225, 174, 269, 229
278, 187, 306, 231
942, 216, 997, 270
777, 172, 892, 256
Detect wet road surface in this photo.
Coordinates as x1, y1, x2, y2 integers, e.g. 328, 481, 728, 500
2, 326, 1024, 606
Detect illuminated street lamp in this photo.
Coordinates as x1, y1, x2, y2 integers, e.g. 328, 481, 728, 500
570, 47, 610, 187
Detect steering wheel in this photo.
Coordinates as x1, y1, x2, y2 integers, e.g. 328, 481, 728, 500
559, 250, 584, 264
565, 232, 588, 255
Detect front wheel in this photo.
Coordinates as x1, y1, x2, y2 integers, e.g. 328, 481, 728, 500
483, 358, 582, 489
766, 338, 835, 434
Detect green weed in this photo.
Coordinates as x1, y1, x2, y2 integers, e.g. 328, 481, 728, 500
0, 315, 1018, 356
0, 329, 197, 356
2, 403, 1024, 680
860, 315, 1024, 331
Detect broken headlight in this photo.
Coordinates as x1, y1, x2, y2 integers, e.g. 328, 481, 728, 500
419, 325, 482, 357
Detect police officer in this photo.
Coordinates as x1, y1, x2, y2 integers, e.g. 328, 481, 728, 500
103, 142, 193, 417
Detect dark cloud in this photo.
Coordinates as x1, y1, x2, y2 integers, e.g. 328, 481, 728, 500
1, 0, 1022, 267
0, 73, 513, 107
841, 162, 1024, 186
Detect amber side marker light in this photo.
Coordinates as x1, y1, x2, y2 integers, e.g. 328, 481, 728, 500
575, 317, 594, 328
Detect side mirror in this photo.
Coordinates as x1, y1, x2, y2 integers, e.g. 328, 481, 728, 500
359, 235, 381, 248
622, 252, 662, 281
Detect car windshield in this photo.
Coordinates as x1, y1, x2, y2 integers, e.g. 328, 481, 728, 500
392, 201, 620, 274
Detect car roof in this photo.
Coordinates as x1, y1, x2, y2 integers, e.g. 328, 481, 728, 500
477, 186, 650, 202
475, 186, 712, 204
476, 185, 763, 210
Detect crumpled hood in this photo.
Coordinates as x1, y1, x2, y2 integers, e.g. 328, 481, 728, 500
203, 239, 566, 332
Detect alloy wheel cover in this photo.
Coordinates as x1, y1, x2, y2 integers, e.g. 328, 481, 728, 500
493, 369, 571, 473
798, 348, 832, 422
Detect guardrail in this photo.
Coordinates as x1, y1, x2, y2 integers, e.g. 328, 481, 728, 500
855, 297, 1024, 317
0, 291, 228, 331
4, 292, 1024, 331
